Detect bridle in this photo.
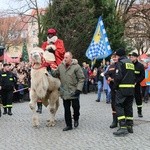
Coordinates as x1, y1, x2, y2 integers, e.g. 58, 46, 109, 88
31, 53, 47, 70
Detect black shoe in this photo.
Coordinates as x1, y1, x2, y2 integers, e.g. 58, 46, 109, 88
3, 108, 7, 115
3, 112, 7, 115
127, 126, 133, 133
74, 121, 79, 128
36, 108, 42, 114
37, 102, 42, 114
110, 114, 118, 128
95, 100, 100, 102
63, 126, 73, 131
138, 113, 143, 118
144, 100, 148, 103
110, 122, 117, 128
113, 128, 128, 136
8, 112, 13, 116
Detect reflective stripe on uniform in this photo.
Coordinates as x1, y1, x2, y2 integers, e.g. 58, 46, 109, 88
2, 74, 7, 77
125, 63, 134, 70
120, 126, 127, 129
137, 105, 142, 108
118, 116, 125, 120
6, 105, 12, 107
125, 117, 133, 120
119, 84, 135, 88
135, 71, 140, 74
9, 78, 13, 81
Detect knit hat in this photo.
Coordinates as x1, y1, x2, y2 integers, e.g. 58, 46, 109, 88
47, 28, 57, 35
115, 48, 126, 57
131, 52, 139, 57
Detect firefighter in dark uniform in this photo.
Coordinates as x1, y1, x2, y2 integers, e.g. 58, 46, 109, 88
113, 49, 135, 136
130, 52, 145, 117
105, 54, 118, 128
0, 63, 17, 115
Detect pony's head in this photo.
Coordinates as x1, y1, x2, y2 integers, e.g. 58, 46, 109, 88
30, 47, 44, 64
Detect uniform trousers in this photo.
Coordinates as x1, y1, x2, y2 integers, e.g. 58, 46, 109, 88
135, 83, 142, 107
115, 90, 134, 126
111, 89, 116, 112
1, 90, 13, 108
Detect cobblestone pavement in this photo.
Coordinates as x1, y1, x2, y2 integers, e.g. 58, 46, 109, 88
0, 93, 150, 150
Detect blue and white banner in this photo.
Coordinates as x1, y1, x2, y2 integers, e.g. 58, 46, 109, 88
86, 16, 112, 60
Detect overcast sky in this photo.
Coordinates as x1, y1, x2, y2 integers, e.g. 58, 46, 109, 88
0, 0, 49, 11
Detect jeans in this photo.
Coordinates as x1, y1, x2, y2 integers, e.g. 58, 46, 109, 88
83, 80, 88, 94
104, 89, 111, 102
97, 81, 102, 100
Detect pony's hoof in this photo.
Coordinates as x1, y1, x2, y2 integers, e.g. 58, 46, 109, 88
29, 103, 34, 110
33, 124, 40, 128
32, 116, 39, 127
46, 121, 56, 127
32, 121, 40, 127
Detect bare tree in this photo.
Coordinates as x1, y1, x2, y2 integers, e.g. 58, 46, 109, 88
124, 0, 150, 54
115, 0, 136, 21
4, 0, 51, 46
0, 14, 23, 50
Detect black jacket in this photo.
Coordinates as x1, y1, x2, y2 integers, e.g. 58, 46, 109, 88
96, 67, 104, 83
0, 71, 17, 91
133, 60, 145, 84
105, 63, 116, 90
114, 56, 135, 96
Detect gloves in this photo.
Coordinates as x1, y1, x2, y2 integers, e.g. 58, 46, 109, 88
47, 48, 55, 53
46, 44, 56, 51
71, 90, 81, 98
74, 90, 81, 97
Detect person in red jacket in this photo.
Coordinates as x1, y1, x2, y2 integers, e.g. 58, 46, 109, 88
36, 28, 66, 114
41, 28, 66, 69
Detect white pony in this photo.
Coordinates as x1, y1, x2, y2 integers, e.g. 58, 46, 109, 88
29, 47, 60, 127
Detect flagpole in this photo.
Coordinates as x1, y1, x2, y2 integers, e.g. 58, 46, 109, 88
103, 58, 105, 67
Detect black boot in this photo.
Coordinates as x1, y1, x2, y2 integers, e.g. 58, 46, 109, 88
63, 126, 73, 131
7, 108, 12, 116
126, 119, 134, 133
127, 126, 133, 133
113, 120, 128, 136
36, 102, 42, 114
110, 113, 118, 128
74, 120, 79, 128
138, 107, 143, 117
113, 128, 128, 136
3, 108, 7, 115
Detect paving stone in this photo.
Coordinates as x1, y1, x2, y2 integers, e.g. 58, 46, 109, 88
0, 93, 150, 150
